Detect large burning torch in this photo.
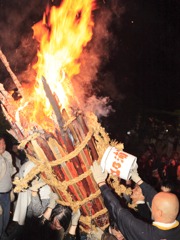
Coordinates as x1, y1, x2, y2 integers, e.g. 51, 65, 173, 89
0, 0, 134, 233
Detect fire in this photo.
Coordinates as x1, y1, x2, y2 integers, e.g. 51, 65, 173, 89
15, 0, 97, 131
0, 1, 114, 230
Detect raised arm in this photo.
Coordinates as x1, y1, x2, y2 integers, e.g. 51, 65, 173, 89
131, 164, 157, 207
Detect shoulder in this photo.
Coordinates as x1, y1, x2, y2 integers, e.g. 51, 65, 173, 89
2, 151, 12, 160
19, 161, 35, 177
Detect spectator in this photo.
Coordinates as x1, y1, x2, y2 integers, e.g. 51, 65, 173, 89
177, 164, 180, 181
166, 152, 180, 183
130, 183, 151, 223
160, 180, 175, 193
91, 160, 180, 240
101, 232, 119, 240
157, 153, 168, 181
8, 160, 56, 240
108, 220, 125, 240
23, 204, 81, 240
10, 143, 27, 172
0, 136, 16, 239
131, 163, 180, 222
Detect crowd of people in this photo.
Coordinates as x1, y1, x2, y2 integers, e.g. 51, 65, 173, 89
0, 127, 180, 240
135, 143, 180, 197
0, 135, 82, 240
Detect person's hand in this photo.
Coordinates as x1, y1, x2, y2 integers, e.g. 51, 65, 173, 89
91, 160, 108, 185
68, 209, 81, 235
48, 192, 59, 209
38, 215, 48, 225
131, 166, 142, 183
71, 209, 81, 226
0, 205, 3, 215
10, 189, 15, 202
30, 177, 46, 192
90, 227, 104, 239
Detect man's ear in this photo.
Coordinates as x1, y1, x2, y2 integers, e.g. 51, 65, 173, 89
157, 209, 163, 218
138, 191, 145, 201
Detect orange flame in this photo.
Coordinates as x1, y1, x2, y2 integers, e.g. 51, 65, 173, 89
15, 0, 97, 132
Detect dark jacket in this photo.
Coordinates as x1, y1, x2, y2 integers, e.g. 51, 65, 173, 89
64, 233, 76, 240
139, 181, 157, 207
100, 184, 180, 240
134, 202, 152, 223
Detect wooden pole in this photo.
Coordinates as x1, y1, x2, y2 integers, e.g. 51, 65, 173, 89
0, 49, 23, 97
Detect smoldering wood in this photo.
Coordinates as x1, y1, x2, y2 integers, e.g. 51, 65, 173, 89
42, 76, 66, 142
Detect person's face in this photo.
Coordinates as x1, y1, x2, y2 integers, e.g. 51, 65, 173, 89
170, 159, 176, 166
12, 145, 18, 153
131, 185, 144, 202
50, 217, 63, 230
0, 139, 6, 155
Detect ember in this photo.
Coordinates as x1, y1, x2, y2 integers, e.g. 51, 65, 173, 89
0, 0, 125, 233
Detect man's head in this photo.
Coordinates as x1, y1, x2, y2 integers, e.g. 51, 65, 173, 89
50, 204, 72, 232
101, 232, 119, 240
110, 227, 125, 240
131, 184, 145, 204
151, 192, 179, 223
109, 219, 125, 240
12, 143, 19, 153
160, 180, 175, 193
0, 137, 6, 155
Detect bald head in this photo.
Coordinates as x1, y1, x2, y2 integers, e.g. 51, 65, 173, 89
152, 192, 179, 223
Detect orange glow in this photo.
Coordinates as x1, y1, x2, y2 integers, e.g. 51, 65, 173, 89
15, 0, 96, 132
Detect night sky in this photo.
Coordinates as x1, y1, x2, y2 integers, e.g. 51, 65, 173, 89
110, 0, 180, 111
0, 0, 180, 141
99, 0, 180, 140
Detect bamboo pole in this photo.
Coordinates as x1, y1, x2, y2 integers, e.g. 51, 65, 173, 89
0, 49, 23, 97
1, 104, 24, 140
42, 76, 66, 144
36, 132, 92, 215
61, 109, 109, 226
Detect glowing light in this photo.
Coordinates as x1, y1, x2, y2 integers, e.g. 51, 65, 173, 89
14, 0, 96, 131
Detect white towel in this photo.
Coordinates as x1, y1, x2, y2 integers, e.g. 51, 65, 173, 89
13, 161, 35, 225
13, 160, 52, 225
13, 190, 31, 225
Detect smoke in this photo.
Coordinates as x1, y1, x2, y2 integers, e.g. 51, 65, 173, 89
0, 0, 47, 87
72, 0, 125, 116
0, 0, 47, 48
83, 95, 115, 117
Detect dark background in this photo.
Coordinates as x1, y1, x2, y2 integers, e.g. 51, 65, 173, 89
96, 0, 180, 142
0, 0, 180, 148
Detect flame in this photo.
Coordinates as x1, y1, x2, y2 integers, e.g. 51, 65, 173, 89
15, 0, 97, 132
